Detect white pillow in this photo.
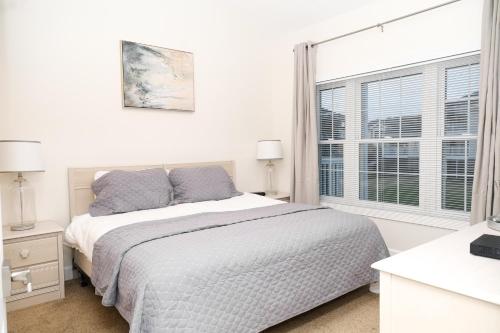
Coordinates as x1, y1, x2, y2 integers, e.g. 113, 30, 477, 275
94, 171, 110, 181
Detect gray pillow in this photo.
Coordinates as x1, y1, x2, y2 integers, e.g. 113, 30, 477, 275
169, 166, 242, 204
89, 168, 173, 217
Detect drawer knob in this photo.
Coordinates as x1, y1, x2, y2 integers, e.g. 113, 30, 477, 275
19, 249, 30, 259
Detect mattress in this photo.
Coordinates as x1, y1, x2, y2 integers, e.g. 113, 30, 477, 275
64, 192, 281, 260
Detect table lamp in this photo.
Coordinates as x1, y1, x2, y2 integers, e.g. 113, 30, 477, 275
0, 140, 44, 231
257, 140, 283, 195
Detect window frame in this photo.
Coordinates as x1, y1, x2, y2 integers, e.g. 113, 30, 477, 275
436, 56, 480, 215
317, 54, 480, 227
357, 67, 424, 208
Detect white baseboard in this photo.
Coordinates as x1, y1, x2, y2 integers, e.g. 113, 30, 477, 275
64, 265, 76, 281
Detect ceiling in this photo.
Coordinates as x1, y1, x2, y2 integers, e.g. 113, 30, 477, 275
223, 0, 373, 31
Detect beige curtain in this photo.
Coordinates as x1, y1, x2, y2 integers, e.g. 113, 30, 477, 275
471, 0, 500, 224
290, 42, 319, 205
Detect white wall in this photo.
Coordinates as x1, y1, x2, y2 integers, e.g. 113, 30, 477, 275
270, 0, 483, 251
0, 0, 280, 269
371, 217, 453, 254
0, 0, 485, 272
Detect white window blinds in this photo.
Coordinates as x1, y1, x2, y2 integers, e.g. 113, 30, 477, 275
319, 85, 346, 197
361, 74, 422, 139
319, 144, 344, 197
444, 63, 480, 136
359, 142, 420, 206
317, 54, 480, 222
319, 87, 346, 140
441, 62, 480, 213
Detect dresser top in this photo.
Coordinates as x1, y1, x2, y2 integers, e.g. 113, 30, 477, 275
3, 221, 63, 241
372, 221, 500, 305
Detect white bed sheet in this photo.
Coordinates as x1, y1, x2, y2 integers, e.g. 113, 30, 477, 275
64, 193, 282, 260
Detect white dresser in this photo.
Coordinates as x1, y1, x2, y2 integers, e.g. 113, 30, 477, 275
372, 222, 500, 333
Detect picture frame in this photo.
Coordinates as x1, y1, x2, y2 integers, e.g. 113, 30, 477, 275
121, 40, 195, 111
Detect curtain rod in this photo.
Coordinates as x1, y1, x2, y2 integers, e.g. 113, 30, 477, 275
310, 0, 462, 48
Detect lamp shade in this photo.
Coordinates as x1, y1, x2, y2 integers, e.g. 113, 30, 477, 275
257, 140, 283, 160
0, 140, 45, 173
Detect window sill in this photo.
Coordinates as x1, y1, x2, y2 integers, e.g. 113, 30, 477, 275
321, 201, 470, 231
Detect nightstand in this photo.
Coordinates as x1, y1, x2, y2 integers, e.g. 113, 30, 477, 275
265, 192, 290, 202
2, 221, 65, 311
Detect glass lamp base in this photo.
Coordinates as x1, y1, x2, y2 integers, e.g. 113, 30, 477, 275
487, 216, 500, 231
9, 173, 38, 231
11, 223, 36, 231
265, 161, 277, 195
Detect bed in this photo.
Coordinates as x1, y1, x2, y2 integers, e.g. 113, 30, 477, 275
65, 161, 389, 333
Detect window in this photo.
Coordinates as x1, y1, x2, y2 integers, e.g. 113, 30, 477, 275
319, 87, 346, 140
441, 63, 479, 213
319, 144, 344, 197
359, 142, 419, 206
361, 74, 422, 139
441, 140, 476, 212
317, 54, 480, 222
318, 86, 345, 197
359, 73, 422, 206
444, 64, 479, 136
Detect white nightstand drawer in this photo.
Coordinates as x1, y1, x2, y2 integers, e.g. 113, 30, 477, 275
10, 261, 60, 295
4, 236, 58, 269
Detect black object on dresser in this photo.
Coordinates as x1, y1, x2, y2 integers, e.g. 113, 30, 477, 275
470, 234, 500, 260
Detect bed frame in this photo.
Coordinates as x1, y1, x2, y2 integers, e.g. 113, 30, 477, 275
67, 161, 235, 284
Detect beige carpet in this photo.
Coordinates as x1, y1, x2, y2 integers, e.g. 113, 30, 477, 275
8, 280, 379, 333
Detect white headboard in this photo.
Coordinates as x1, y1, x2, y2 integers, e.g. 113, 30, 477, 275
68, 161, 235, 219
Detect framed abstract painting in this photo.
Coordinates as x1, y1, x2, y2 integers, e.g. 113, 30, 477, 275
121, 40, 194, 111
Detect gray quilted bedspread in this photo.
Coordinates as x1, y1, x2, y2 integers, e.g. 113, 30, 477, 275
91, 203, 388, 333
